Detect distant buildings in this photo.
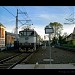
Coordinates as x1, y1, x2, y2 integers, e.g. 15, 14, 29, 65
5, 31, 16, 47
0, 23, 16, 49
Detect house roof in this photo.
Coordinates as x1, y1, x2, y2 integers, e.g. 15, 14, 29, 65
66, 27, 75, 38
0, 23, 6, 28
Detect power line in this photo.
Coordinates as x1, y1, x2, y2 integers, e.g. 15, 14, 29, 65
2, 6, 33, 27
18, 8, 31, 23
23, 7, 33, 25
16, 7, 32, 25
18, 9, 27, 20
2, 6, 16, 18
2, 6, 24, 25
14, 6, 33, 27
64, 6, 75, 25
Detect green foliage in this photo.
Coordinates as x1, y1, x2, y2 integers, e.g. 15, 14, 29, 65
51, 37, 58, 45
49, 22, 63, 30
51, 35, 68, 46
58, 35, 67, 45
49, 22, 63, 37
62, 44, 75, 48
68, 40, 73, 45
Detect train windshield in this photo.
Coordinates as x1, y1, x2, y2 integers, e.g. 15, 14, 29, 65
27, 31, 34, 36
19, 31, 34, 36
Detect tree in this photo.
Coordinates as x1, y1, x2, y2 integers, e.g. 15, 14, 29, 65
45, 22, 63, 46
58, 35, 68, 45
51, 37, 58, 46
49, 22, 63, 38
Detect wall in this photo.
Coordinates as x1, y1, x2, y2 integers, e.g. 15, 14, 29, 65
0, 25, 5, 48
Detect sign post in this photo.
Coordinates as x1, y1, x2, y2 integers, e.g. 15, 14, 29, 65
34, 29, 36, 51
45, 26, 54, 64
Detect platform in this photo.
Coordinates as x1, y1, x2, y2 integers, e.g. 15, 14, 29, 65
12, 64, 75, 69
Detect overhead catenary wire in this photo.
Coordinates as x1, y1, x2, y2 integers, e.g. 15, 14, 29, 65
2, 6, 24, 25
14, 7, 30, 25
19, 8, 31, 23
14, 6, 29, 19
64, 6, 75, 24
18, 9, 29, 22
2, 6, 16, 18
16, 7, 33, 26
2, 6, 33, 31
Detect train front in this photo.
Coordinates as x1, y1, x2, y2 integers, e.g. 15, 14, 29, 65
18, 29, 36, 52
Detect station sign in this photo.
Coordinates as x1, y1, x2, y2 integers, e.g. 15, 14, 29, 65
45, 27, 54, 34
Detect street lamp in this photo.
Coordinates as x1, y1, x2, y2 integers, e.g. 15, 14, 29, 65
45, 26, 54, 64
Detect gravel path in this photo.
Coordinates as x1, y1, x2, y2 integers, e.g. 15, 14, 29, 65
24, 46, 75, 64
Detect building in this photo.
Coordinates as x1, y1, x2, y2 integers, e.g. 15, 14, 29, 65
5, 31, 16, 47
66, 27, 75, 45
0, 23, 6, 48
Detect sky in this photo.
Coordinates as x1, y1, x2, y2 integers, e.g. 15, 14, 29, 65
0, 6, 75, 40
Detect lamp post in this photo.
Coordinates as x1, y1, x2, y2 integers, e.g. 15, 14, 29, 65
45, 26, 54, 64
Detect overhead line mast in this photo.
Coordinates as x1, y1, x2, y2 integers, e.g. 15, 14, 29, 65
15, 9, 18, 41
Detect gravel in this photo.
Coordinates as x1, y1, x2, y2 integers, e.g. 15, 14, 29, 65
24, 46, 75, 64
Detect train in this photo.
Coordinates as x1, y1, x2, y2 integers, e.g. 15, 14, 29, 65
14, 28, 43, 52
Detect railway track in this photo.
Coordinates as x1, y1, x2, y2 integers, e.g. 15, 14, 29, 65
0, 53, 33, 69
0, 53, 21, 64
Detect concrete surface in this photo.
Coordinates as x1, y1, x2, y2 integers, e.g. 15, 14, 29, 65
12, 64, 75, 69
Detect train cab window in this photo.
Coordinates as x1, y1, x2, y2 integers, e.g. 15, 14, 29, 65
27, 31, 34, 36
27, 32, 32, 36
24, 32, 26, 36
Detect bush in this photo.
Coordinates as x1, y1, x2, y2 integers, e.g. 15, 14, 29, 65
62, 44, 75, 48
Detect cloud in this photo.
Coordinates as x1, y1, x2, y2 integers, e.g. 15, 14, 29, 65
62, 24, 74, 34
38, 14, 50, 20
38, 13, 67, 24
6, 25, 15, 33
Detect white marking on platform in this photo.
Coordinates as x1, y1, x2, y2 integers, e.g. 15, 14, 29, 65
43, 59, 54, 61
13, 64, 34, 69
